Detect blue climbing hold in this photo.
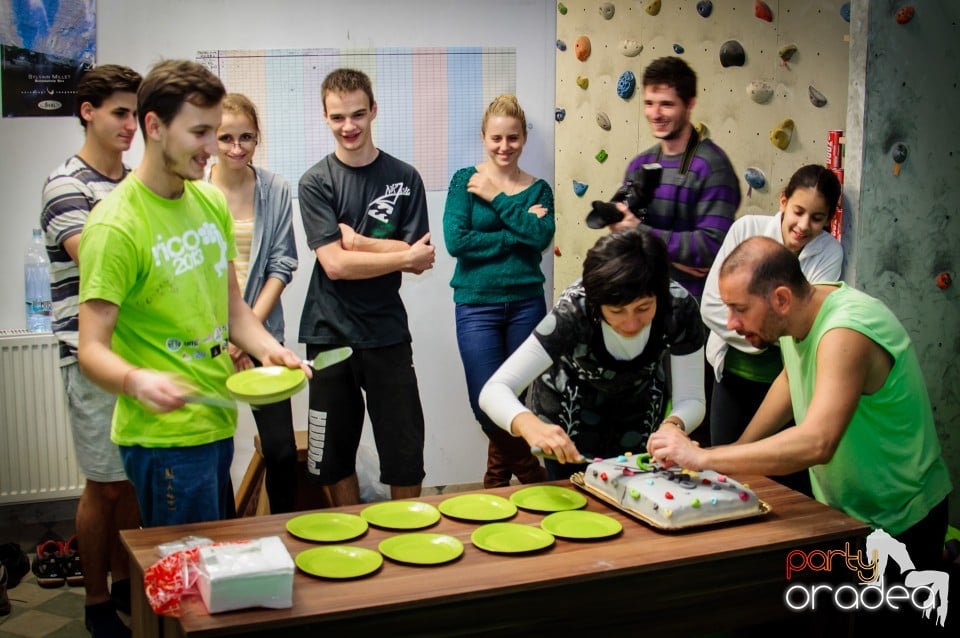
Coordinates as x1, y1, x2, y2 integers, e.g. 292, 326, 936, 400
697, 0, 713, 18
839, 2, 850, 23
744, 167, 766, 190
555, 108, 566, 122
573, 180, 588, 197
673, 43, 684, 54
556, 39, 567, 51
617, 70, 636, 99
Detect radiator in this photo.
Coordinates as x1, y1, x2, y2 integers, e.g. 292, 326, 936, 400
0, 330, 84, 504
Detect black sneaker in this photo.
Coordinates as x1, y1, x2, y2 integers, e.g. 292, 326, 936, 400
32, 539, 66, 588
0, 542, 30, 589
85, 601, 131, 638
0, 564, 11, 616
62, 535, 84, 586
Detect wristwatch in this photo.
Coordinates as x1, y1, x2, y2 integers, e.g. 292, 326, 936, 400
662, 417, 685, 433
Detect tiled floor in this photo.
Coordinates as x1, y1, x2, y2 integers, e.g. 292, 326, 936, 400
0, 504, 91, 638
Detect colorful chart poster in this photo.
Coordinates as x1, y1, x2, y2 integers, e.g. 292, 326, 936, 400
198, 47, 516, 192
0, 0, 96, 117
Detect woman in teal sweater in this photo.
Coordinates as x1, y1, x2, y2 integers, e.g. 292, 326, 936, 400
443, 94, 555, 487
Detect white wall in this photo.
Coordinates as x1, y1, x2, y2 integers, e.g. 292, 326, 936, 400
0, 0, 556, 490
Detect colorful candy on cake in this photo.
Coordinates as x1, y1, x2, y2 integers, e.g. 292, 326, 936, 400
581, 453, 762, 529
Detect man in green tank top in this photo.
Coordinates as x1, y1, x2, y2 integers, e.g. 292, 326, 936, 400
647, 237, 951, 571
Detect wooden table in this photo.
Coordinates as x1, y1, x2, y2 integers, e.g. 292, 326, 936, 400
121, 477, 869, 637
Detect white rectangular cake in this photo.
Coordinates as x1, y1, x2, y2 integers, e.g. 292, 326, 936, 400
581, 454, 764, 529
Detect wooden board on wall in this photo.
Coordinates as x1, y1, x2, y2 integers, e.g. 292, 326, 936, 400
553, 0, 850, 295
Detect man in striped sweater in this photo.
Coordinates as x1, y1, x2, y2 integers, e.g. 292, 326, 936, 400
40, 64, 142, 638
611, 56, 741, 301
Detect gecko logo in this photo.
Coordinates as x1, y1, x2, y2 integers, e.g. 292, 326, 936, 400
783, 529, 949, 627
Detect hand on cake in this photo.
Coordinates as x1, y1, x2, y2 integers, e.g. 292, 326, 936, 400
512, 414, 585, 464
647, 426, 705, 470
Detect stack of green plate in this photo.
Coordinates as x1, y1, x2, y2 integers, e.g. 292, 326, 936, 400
226, 366, 307, 406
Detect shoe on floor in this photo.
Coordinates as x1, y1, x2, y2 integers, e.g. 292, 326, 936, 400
62, 534, 84, 586
110, 578, 131, 615
0, 564, 11, 616
85, 600, 131, 638
32, 539, 66, 588
0, 542, 30, 589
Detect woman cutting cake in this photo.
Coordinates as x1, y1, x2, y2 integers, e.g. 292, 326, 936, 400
478, 228, 706, 479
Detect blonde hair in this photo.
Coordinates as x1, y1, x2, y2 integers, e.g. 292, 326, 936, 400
481, 94, 527, 138
221, 93, 260, 135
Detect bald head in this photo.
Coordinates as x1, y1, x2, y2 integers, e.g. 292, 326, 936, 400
720, 236, 811, 299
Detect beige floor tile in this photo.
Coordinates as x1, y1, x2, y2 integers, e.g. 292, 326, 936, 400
0, 610, 71, 637
3, 581, 66, 608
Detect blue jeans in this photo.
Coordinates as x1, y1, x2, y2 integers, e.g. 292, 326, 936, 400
454, 297, 546, 436
120, 439, 234, 527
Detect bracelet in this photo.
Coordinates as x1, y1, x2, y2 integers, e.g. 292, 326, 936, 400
122, 367, 142, 397
662, 417, 685, 433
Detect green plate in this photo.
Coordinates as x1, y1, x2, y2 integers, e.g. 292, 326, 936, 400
509, 485, 587, 513
361, 501, 441, 530
540, 510, 622, 540
438, 493, 517, 522
226, 366, 307, 402
378, 533, 464, 565
295, 546, 382, 579
471, 523, 555, 554
285, 512, 368, 543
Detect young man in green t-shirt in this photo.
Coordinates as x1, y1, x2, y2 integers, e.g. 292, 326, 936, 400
77, 60, 308, 528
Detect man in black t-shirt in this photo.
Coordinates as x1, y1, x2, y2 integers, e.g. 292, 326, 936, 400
298, 68, 435, 505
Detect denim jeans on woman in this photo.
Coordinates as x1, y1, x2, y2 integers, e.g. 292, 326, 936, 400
455, 297, 548, 487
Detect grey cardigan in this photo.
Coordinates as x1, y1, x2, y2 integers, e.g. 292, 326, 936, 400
231, 165, 298, 342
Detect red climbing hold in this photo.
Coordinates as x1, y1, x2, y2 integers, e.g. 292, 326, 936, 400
896, 6, 915, 25
755, 1, 773, 22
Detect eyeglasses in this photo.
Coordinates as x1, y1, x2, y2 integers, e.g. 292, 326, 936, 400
217, 132, 258, 148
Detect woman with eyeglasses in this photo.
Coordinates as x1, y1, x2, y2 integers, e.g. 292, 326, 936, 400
209, 93, 299, 513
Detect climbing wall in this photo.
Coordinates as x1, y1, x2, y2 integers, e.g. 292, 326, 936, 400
553, 0, 851, 292
844, 1, 960, 523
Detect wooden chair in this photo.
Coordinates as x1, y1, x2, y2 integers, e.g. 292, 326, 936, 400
235, 430, 330, 516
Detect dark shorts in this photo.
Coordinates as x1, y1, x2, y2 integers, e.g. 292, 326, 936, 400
305, 343, 425, 486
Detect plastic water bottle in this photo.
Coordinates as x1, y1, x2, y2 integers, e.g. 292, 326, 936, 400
24, 228, 52, 332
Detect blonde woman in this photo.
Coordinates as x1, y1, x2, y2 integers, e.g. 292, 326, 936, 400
443, 95, 555, 487
209, 93, 299, 513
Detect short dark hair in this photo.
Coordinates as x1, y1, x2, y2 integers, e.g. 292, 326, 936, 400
321, 68, 375, 113
76, 64, 142, 128
582, 228, 671, 319
721, 237, 811, 299
784, 164, 843, 221
642, 56, 697, 104
137, 60, 225, 139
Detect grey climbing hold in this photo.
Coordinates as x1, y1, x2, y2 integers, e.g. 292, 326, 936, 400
808, 86, 827, 108
697, 0, 713, 18
720, 40, 746, 68
596, 112, 611, 131
747, 80, 774, 104
617, 70, 637, 99
619, 39, 642, 57
599, 3, 615, 20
